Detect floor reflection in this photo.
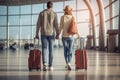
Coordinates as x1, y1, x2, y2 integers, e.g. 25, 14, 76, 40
0, 49, 120, 80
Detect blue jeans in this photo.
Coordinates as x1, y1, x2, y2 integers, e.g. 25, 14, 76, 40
41, 35, 55, 67
62, 37, 74, 64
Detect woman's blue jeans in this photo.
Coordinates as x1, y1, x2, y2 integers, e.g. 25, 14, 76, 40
41, 35, 54, 67
62, 37, 74, 64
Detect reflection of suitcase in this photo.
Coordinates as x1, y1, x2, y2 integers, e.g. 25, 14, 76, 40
75, 49, 87, 69
28, 38, 41, 71
75, 38, 87, 70
28, 49, 41, 71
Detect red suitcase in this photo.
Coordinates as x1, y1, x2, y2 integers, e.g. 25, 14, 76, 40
75, 49, 87, 69
28, 49, 41, 71
28, 38, 41, 71
75, 38, 87, 70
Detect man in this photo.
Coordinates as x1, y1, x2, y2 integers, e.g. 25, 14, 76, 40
35, 1, 59, 71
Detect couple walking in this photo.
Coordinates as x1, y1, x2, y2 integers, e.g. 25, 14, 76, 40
35, 1, 79, 71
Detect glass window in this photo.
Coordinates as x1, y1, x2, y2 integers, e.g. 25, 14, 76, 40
0, 6, 7, 15
20, 26, 31, 39
96, 26, 99, 46
96, 15, 100, 25
103, 0, 109, 8
77, 0, 88, 10
21, 5, 31, 14
113, 0, 119, 16
77, 11, 89, 22
105, 21, 110, 32
0, 27, 7, 39
113, 17, 119, 29
65, 0, 76, 10
0, 16, 7, 26
77, 23, 89, 37
32, 4, 43, 14
57, 13, 64, 24
90, 0, 99, 14
53, 2, 63, 12
104, 8, 110, 21
9, 27, 19, 39
21, 15, 31, 25
32, 15, 39, 25
8, 6, 19, 15
8, 16, 19, 26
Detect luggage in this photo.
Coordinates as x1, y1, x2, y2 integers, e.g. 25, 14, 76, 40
28, 49, 41, 71
10, 42, 17, 50
24, 43, 29, 49
75, 38, 87, 70
29, 43, 34, 48
28, 38, 41, 71
0, 43, 5, 50
75, 49, 87, 69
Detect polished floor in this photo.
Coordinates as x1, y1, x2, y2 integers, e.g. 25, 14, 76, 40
0, 48, 120, 80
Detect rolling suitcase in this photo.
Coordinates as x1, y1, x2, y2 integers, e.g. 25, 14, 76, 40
28, 38, 41, 71
75, 38, 87, 70
24, 43, 29, 49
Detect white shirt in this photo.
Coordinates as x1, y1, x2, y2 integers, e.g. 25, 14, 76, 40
59, 15, 73, 37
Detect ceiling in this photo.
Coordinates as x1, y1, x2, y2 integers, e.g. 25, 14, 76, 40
0, 0, 69, 6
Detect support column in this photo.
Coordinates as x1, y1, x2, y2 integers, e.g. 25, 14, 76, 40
83, 0, 96, 49
96, 0, 105, 51
107, 30, 118, 52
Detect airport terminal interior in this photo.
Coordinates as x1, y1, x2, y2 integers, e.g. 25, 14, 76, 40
0, 0, 120, 80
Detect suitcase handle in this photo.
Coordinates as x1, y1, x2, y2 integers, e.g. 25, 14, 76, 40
76, 37, 85, 50
34, 38, 39, 49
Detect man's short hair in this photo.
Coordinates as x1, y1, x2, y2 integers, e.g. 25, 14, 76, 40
47, 1, 53, 9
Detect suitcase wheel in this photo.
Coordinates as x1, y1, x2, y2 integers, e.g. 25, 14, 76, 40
36, 68, 39, 71
36, 68, 41, 71
29, 68, 32, 71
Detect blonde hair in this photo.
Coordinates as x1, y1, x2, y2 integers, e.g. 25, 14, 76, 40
64, 11, 72, 15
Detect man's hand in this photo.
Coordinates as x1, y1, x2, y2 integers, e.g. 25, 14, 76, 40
35, 34, 39, 39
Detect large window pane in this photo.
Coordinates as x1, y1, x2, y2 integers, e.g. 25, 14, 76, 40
9, 27, 19, 39
32, 4, 43, 14
8, 6, 19, 15
8, 16, 19, 25
104, 8, 110, 20
0, 27, 7, 39
21, 15, 31, 25
0, 6, 7, 15
0, 16, 7, 26
53, 2, 63, 12
21, 5, 31, 14
103, 0, 109, 8
32, 15, 39, 25
90, 0, 99, 14
77, 0, 88, 10
21, 27, 31, 39
77, 23, 89, 37
57, 13, 64, 24
77, 11, 89, 22
96, 26, 99, 46
113, 17, 119, 29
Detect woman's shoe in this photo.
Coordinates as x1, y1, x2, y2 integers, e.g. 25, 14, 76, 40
43, 65, 47, 71
67, 63, 71, 71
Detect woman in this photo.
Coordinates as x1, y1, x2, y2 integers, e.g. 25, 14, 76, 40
57, 5, 79, 70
